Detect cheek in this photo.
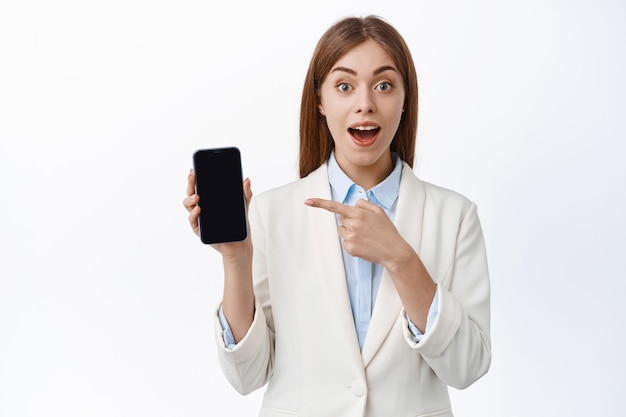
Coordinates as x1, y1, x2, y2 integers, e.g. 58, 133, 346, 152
320, 103, 346, 135
387, 97, 405, 125
325, 115, 344, 140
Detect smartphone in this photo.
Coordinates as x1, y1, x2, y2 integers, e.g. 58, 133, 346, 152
192, 147, 247, 244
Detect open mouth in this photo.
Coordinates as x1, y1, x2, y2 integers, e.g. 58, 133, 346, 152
349, 125, 380, 146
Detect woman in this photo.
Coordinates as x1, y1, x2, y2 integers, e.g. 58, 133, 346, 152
184, 15, 490, 417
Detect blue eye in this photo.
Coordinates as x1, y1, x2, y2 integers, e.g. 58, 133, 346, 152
337, 83, 351, 92
377, 82, 392, 91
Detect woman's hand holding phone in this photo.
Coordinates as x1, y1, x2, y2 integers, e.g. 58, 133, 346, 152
183, 169, 253, 259
183, 169, 255, 343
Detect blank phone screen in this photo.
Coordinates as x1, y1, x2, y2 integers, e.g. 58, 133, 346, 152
193, 147, 247, 244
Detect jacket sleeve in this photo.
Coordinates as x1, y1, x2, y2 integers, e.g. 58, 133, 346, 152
213, 197, 275, 395
402, 201, 491, 389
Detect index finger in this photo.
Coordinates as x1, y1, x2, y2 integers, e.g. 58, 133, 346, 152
304, 198, 352, 216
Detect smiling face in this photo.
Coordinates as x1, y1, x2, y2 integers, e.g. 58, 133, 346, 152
318, 39, 406, 188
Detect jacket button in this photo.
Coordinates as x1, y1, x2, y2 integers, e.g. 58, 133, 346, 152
350, 381, 366, 397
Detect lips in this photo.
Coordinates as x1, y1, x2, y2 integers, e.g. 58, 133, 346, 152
349, 124, 380, 147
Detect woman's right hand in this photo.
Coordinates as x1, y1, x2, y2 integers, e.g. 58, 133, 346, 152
184, 169, 256, 342
183, 169, 254, 259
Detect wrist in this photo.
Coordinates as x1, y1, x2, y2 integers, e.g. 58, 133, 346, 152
383, 240, 416, 273
222, 253, 252, 275
219, 240, 253, 264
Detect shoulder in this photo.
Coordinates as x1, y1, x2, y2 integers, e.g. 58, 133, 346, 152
400, 162, 475, 217
253, 176, 309, 205
424, 180, 473, 210
252, 163, 329, 211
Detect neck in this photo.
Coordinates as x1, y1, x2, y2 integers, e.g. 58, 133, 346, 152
338, 153, 394, 190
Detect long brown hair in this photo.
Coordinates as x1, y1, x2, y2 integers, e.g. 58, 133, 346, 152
299, 15, 419, 178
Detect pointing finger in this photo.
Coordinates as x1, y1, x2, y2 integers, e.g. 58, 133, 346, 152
304, 198, 352, 216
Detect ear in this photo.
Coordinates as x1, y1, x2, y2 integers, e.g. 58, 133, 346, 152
318, 104, 325, 116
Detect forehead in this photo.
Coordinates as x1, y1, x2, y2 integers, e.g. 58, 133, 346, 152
331, 39, 396, 72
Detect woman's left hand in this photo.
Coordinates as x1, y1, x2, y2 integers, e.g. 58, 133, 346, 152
305, 197, 436, 331
304, 197, 406, 267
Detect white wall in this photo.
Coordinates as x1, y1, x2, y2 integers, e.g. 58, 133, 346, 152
1, 0, 624, 415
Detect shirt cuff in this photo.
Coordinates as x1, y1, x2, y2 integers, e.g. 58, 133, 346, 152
407, 286, 439, 343
218, 304, 237, 350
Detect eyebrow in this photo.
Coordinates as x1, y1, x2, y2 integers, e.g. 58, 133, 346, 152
330, 65, 397, 76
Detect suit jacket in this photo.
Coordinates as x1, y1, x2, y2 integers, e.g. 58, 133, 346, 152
213, 162, 491, 417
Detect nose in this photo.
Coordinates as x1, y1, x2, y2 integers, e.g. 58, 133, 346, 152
355, 89, 376, 113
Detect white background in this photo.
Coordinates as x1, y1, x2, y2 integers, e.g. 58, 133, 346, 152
1, 0, 625, 416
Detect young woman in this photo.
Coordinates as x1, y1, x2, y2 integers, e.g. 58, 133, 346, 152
183, 15, 491, 417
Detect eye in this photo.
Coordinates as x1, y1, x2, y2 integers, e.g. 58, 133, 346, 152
376, 82, 393, 92
337, 82, 352, 93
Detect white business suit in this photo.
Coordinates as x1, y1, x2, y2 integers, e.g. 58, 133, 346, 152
213, 161, 491, 417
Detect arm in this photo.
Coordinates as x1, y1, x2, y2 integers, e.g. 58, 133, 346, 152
183, 170, 255, 342
406, 286, 439, 342
183, 171, 273, 394
383, 238, 437, 332
212, 197, 275, 394
407, 202, 491, 389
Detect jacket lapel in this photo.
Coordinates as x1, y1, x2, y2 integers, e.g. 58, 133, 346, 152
361, 162, 426, 367
305, 164, 363, 359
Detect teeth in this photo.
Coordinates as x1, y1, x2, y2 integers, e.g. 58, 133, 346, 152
352, 126, 379, 131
